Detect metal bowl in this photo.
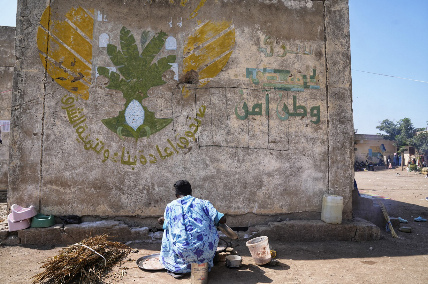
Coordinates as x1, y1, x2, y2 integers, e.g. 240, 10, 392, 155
225, 255, 242, 268
136, 253, 165, 271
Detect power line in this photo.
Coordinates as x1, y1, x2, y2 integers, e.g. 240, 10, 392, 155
352, 69, 428, 84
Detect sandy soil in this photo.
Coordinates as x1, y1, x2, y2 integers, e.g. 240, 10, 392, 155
0, 169, 427, 284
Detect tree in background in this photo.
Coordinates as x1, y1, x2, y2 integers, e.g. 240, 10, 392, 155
376, 119, 401, 141
376, 118, 428, 169
376, 117, 414, 150
411, 124, 428, 159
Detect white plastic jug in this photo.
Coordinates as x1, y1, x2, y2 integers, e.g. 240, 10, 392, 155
321, 194, 343, 224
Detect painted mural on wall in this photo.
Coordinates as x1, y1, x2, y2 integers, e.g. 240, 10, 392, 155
182, 20, 235, 97
235, 91, 320, 124
61, 93, 207, 169
36, 2, 323, 169
97, 28, 176, 140
258, 35, 316, 58
36, 5, 234, 169
37, 6, 94, 100
246, 68, 320, 91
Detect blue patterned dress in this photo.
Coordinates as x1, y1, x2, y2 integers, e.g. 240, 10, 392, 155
160, 195, 224, 273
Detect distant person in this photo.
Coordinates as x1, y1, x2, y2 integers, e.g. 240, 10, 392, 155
354, 179, 360, 196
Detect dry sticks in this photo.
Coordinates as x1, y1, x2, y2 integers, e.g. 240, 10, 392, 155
32, 234, 131, 284
377, 200, 398, 238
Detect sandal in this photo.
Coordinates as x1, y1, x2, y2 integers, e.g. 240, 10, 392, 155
414, 216, 427, 222
398, 217, 408, 223
167, 270, 185, 279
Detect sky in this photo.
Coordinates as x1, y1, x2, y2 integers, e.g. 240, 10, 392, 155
0, 0, 16, 27
349, 0, 428, 134
0, 0, 427, 135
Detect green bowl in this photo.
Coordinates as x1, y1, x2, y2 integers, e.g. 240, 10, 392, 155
31, 214, 55, 228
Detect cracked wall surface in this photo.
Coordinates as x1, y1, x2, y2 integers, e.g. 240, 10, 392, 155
0, 26, 15, 193
10, 0, 353, 225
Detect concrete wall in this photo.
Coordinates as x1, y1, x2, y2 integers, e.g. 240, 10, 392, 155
354, 134, 396, 164
10, 0, 353, 226
0, 26, 15, 193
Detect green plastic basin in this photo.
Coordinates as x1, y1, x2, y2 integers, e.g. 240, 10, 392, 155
31, 214, 55, 228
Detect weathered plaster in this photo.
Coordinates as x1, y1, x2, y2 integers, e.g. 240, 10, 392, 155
10, 0, 353, 225
0, 26, 15, 192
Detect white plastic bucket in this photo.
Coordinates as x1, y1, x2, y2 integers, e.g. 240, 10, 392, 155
246, 236, 271, 265
191, 262, 208, 284
321, 194, 343, 224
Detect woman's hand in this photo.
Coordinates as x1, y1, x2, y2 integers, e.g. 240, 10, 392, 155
219, 215, 227, 224
158, 217, 165, 225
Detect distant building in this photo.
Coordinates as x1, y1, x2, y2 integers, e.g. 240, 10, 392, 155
402, 146, 416, 166
355, 133, 427, 167
404, 130, 428, 166
354, 134, 396, 165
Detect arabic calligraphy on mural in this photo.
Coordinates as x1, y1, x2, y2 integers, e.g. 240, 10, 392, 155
258, 35, 315, 58
246, 68, 320, 91
235, 92, 320, 124
62, 94, 207, 169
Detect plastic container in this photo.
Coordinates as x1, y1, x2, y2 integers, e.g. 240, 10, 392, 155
225, 255, 242, 268
191, 262, 208, 284
246, 236, 271, 265
10, 204, 37, 222
321, 194, 343, 224
7, 214, 30, 232
31, 214, 55, 228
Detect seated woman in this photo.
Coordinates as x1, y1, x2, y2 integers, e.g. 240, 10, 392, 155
158, 180, 226, 278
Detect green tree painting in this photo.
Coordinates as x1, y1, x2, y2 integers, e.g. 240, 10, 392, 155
97, 27, 176, 140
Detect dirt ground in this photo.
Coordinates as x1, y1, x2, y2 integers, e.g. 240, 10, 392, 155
1, 169, 427, 284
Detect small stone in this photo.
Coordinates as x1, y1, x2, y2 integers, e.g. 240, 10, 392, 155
152, 231, 163, 239
1, 235, 20, 246
398, 227, 411, 233
218, 252, 227, 262
247, 227, 258, 233
0, 229, 8, 242
217, 246, 226, 252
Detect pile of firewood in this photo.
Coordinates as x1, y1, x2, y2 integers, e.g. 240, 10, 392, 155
32, 234, 131, 283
